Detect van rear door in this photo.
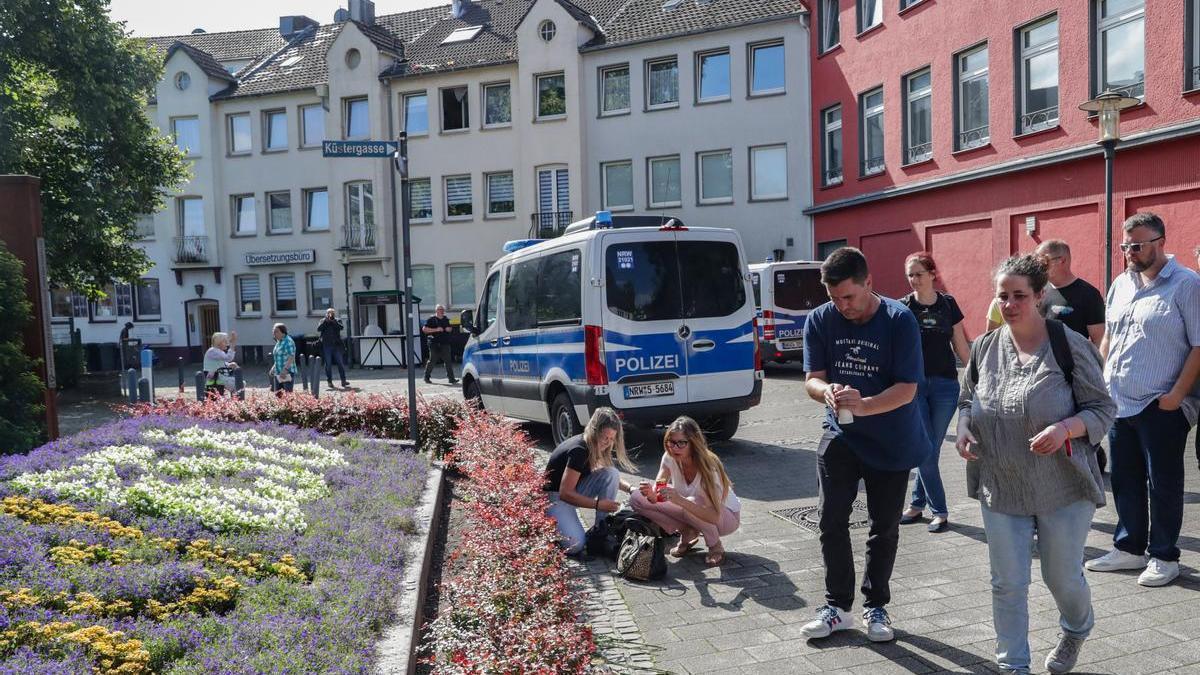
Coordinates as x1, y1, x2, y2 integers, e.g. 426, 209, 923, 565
601, 232, 690, 410
771, 265, 825, 350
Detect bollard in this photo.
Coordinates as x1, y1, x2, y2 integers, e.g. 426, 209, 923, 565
311, 357, 322, 398
299, 355, 309, 391
195, 371, 207, 401
137, 378, 151, 403
177, 358, 185, 393
233, 368, 245, 400
140, 348, 155, 405
126, 369, 139, 405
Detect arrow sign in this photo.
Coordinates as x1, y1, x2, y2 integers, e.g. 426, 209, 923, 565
322, 140, 400, 158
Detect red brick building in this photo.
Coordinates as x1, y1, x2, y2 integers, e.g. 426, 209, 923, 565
804, 0, 1200, 334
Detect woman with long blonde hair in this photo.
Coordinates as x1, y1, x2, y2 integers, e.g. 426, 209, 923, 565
631, 416, 741, 565
543, 407, 637, 555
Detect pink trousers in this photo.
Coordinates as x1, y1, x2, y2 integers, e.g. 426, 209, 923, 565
630, 489, 740, 548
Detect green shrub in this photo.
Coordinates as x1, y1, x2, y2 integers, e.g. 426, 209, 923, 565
53, 342, 83, 389
0, 242, 47, 453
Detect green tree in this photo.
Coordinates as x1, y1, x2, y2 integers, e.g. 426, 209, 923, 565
0, 242, 46, 453
0, 0, 187, 297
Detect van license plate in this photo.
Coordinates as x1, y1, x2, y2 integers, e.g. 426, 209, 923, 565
779, 340, 801, 351
624, 382, 675, 399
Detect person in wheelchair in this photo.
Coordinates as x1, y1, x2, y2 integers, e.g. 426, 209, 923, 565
203, 331, 239, 396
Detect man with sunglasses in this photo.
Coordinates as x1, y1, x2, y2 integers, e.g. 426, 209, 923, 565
1087, 212, 1200, 588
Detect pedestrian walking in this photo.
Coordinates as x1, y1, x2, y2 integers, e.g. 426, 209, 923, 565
899, 252, 969, 533
957, 254, 1116, 675
800, 247, 927, 643
422, 304, 457, 385
1035, 240, 1106, 347
269, 322, 298, 394
1087, 212, 1200, 587
630, 416, 741, 566
317, 308, 350, 388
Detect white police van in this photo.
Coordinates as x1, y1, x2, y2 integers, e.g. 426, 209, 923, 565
748, 259, 825, 364
460, 212, 763, 445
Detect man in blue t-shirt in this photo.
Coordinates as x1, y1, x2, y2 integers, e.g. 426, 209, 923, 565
799, 247, 927, 644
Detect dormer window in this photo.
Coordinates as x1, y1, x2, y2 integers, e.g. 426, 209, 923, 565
442, 26, 482, 44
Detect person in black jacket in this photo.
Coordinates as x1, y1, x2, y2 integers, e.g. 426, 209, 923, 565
317, 308, 349, 388
422, 304, 457, 384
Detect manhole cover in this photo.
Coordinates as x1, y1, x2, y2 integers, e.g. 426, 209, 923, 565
770, 500, 870, 533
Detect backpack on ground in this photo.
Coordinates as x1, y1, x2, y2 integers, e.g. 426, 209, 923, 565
615, 516, 667, 581
586, 505, 638, 560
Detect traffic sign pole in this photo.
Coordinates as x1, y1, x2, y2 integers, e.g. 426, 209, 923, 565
392, 131, 419, 446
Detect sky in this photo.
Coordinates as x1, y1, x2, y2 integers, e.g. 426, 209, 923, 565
109, 0, 448, 37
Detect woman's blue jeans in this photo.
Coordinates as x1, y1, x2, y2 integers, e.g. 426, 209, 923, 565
546, 467, 619, 555
909, 376, 959, 517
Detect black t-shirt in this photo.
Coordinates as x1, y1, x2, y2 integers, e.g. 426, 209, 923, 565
901, 292, 964, 380
1044, 278, 1105, 340
543, 434, 591, 492
425, 315, 452, 345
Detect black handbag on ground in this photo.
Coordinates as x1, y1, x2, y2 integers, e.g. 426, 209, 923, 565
615, 516, 667, 581
585, 505, 637, 559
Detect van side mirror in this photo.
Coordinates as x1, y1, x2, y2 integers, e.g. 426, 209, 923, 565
459, 309, 480, 336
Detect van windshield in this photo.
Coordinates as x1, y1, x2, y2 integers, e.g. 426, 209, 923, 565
605, 240, 744, 321
773, 268, 825, 312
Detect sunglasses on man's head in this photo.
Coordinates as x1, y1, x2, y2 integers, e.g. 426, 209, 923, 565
1119, 236, 1163, 253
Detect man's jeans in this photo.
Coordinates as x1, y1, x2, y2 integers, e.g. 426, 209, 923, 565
322, 343, 347, 384
1109, 401, 1190, 561
424, 343, 455, 380
981, 500, 1095, 673
910, 376, 959, 517
546, 467, 619, 554
818, 436, 910, 611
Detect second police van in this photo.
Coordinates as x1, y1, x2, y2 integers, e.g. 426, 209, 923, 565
748, 259, 825, 364
459, 212, 763, 445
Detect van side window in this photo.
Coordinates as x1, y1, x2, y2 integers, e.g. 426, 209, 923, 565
479, 272, 500, 332
537, 249, 582, 326
504, 259, 539, 331
678, 241, 745, 318
750, 272, 762, 309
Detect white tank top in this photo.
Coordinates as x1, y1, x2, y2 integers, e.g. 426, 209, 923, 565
660, 453, 741, 512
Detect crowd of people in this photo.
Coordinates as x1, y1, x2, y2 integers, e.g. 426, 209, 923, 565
541, 211, 1200, 675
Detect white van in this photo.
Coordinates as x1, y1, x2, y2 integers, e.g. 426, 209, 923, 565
460, 213, 763, 445
748, 260, 825, 364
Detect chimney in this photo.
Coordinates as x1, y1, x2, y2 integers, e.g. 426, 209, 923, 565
452, 0, 471, 19
279, 15, 318, 38
349, 0, 376, 25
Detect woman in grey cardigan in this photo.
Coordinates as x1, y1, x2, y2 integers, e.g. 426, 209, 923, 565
956, 254, 1116, 675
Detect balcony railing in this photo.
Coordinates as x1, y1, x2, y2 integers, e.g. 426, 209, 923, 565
1020, 105, 1059, 134
957, 125, 989, 151
823, 167, 843, 186
905, 142, 932, 165
859, 156, 885, 177
1192, 66, 1200, 90
529, 211, 574, 239
1108, 80, 1144, 100
173, 236, 209, 264
341, 224, 377, 252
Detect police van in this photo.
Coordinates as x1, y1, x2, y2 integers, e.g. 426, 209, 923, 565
459, 212, 763, 445
748, 259, 825, 364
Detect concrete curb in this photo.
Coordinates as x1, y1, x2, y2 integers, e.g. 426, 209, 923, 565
375, 459, 446, 675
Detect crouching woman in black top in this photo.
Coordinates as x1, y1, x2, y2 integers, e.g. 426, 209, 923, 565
544, 407, 637, 555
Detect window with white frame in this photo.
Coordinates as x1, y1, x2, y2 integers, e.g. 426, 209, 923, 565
448, 264, 475, 307
272, 273, 297, 314
135, 214, 155, 240
750, 41, 785, 95
750, 145, 787, 200
1095, 0, 1145, 98
411, 266, 435, 306
68, 291, 87, 318
1018, 15, 1059, 133
228, 113, 251, 154
303, 188, 328, 231
483, 83, 511, 126
1190, 0, 1200, 89
233, 194, 256, 235
859, 88, 885, 175
955, 44, 989, 150
50, 288, 73, 320
904, 68, 932, 164
267, 191, 292, 233
697, 50, 730, 102
602, 161, 633, 211
177, 197, 204, 238
441, 86, 469, 131
600, 64, 631, 115
445, 175, 472, 218
822, 105, 843, 185
308, 272, 333, 313
264, 110, 287, 151
698, 150, 733, 204
91, 285, 117, 322
648, 156, 681, 208
820, 0, 840, 53
646, 57, 679, 109
403, 92, 428, 135
171, 117, 200, 156
346, 182, 374, 232
134, 278, 161, 319
486, 172, 514, 216
237, 275, 261, 315
115, 283, 133, 316
344, 97, 369, 139
300, 104, 323, 147
857, 0, 882, 33
410, 178, 432, 222
536, 73, 566, 118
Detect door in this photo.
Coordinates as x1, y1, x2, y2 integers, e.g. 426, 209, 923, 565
198, 302, 220, 350
535, 167, 570, 236
472, 271, 504, 411
499, 257, 544, 420
769, 264, 825, 350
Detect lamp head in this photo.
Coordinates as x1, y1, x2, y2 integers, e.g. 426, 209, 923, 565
1078, 90, 1140, 142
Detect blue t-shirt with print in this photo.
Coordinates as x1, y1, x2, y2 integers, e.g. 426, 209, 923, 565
802, 296, 928, 471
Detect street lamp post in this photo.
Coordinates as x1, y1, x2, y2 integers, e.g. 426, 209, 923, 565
1078, 90, 1140, 291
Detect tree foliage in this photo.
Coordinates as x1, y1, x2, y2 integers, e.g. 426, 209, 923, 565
0, 0, 188, 296
0, 242, 46, 453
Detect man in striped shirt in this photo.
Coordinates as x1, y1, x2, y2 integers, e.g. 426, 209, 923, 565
1086, 213, 1200, 588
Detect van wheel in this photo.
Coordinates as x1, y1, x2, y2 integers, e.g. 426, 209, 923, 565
551, 392, 581, 446
464, 379, 483, 410
704, 412, 739, 442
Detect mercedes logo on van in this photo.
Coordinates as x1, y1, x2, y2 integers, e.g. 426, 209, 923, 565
677, 325, 691, 339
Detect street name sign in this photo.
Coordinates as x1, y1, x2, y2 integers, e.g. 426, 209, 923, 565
322, 140, 399, 157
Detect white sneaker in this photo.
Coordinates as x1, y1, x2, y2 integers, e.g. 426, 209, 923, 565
862, 607, 895, 643
799, 605, 853, 639
1085, 549, 1149, 572
1138, 558, 1180, 587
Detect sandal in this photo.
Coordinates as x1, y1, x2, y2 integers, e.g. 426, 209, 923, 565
705, 545, 725, 565
670, 537, 699, 557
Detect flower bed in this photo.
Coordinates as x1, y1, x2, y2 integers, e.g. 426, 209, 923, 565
0, 415, 428, 673
422, 413, 598, 673
123, 392, 471, 458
